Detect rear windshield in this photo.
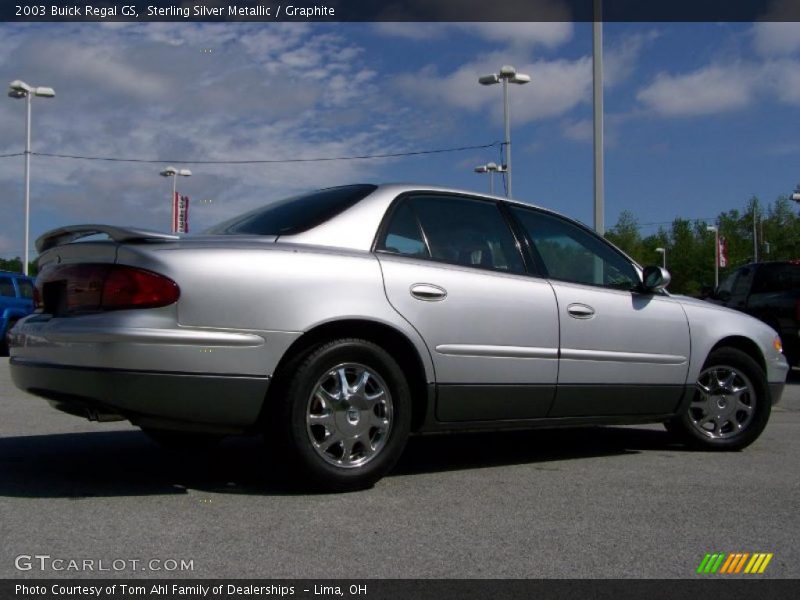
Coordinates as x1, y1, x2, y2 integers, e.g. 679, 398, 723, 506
205, 184, 377, 236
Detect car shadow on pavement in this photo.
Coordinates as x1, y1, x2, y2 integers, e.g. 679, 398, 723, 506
0, 425, 688, 498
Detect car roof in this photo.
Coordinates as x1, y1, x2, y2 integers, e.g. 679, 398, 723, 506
0, 270, 32, 278
371, 183, 546, 211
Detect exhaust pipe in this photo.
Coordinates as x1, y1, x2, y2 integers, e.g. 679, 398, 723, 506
85, 407, 125, 423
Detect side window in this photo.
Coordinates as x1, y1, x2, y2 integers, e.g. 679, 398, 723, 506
381, 195, 524, 274
17, 279, 34, 300
510, 206, 639, 289
0, 277, 15, 297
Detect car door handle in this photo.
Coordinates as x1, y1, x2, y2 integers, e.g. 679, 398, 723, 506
410, 283, 447, 301
567, 303, 595, 319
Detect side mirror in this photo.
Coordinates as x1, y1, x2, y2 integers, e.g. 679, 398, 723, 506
641, 265, 671, 293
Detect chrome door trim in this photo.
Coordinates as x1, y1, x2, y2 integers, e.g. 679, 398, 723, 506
435, 344, 559, 359
560, 348, 687, 365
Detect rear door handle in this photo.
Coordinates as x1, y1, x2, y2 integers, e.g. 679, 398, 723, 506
410, 283, 447, 301
567, 303, 595, 319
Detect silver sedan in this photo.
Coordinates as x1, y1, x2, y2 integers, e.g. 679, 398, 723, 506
8, 184, 790, 490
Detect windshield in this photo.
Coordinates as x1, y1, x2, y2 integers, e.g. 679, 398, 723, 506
205, 184, 377, 236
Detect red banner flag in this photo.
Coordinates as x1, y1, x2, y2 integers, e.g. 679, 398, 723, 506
718, 236, 728, 268
172, 192, 189, 234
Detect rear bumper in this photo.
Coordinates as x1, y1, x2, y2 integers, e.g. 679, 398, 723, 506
10, 358, 270, 433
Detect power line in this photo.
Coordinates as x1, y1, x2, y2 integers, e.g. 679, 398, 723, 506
639, 218, 716, 227
0, 152, 24, 158
0, 142, 502, 165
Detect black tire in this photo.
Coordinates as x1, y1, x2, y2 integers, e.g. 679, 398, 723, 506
142, 428, 222, 451
1, 318, 18, 356
275, 338, 412, 492
665, 347, 771, 450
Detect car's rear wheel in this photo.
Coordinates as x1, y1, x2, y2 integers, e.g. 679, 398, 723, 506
665, 347, 771, 450
276, 338, 411, 491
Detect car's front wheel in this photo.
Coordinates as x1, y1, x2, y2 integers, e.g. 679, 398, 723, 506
277, 338, 412, 491
666, 347, 771, 450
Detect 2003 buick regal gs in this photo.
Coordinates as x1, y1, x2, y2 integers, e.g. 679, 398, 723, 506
8, 184, 790, 490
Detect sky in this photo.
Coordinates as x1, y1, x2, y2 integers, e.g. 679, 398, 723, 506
1, 18, 800, 260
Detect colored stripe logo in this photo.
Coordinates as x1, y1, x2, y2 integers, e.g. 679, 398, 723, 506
697, 553, 773, 574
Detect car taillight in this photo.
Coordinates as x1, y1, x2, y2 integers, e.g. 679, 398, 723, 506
101, 265, 180, 310
37, 264, 179, 314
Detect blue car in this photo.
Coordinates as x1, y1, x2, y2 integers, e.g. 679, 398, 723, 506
0, 270, 35, 355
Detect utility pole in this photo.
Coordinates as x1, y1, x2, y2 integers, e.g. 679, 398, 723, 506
753, 199, 758, 263
593, 0, 604, 235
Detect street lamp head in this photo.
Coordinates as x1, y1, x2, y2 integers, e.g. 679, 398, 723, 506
499, 65, 517, 77
474, 166, 488, 173
34, 86, 55, 98
8, 80, 32, 93
478, 74, 499, 85
655, 247, 665, 253
510, 73, 531, 84
177, 169, 192, 177
486, 162, 498, 171
7, 89, 26, 99
160, 166, 178, 177
707, 225, 718, 233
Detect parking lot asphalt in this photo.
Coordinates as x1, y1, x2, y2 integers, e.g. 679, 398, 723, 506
1, 357, 798, 579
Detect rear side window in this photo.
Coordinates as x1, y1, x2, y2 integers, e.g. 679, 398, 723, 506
752, 264, 800, 293
206, 184, 377, 236
17, 279, 34, 300
379, 194, 525, 274
0, 277, 14, 297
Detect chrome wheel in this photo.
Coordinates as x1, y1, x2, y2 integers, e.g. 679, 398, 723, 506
305, 362, 393, 469
690, 365, 756, 439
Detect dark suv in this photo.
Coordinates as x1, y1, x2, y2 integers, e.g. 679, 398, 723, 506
708, 261, 800, 366
0, 271, 35, 356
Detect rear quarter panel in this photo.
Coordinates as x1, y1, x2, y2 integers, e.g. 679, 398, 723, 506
115, 242, 435, 380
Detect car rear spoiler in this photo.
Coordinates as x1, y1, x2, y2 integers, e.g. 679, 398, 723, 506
36, 225, 180, 253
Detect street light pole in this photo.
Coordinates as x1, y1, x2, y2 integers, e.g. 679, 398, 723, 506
474, 162, 505, 195
707, 226, 719, 288
8, 80, 55, 275
479, 66, 530, 198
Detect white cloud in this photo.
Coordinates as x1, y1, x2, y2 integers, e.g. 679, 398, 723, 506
0, 22, 418, 256
562, 119, 593, 142
636, 57, 800, 117
371, 23, 446, 41
636, 64, 759, 116
373, 21, 573, 48
752, 22, 800, 56
394, 54, 591, 125
761, 58, 800, 104
604, 30, 660, 88
459, 22, 573, 49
